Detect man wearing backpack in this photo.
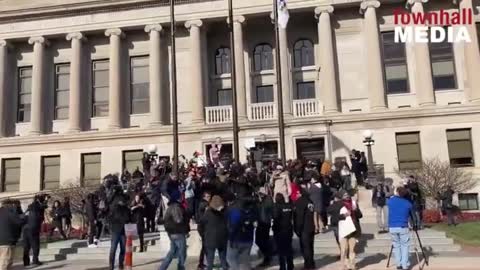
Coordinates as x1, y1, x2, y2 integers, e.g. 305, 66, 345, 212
227, 197, 257, 270
372, 180, 392, 233
158, 192, 190, 270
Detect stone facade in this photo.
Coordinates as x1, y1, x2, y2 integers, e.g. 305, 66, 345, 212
0, 0, 479, 208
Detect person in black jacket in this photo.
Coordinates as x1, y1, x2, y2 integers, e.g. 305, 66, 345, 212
0, 199, 26, 270
23, 194, 49, 266
196, 191, 211, 270
327, 191, 344, 258
108, 194, 131, 270
294, 188, 316, 270
200, 195, 228, 270
85, 193, 98, 247
273, 194, 294, 270
63, 197, 72, 238
131, 194, 146, 252
158, 193, 190, 270
48, 200, 67, 241
256, 187, 274, 267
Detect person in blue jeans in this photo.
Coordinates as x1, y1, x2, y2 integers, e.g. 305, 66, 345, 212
388, 186, 413, 270
108, 191, 131, 270
158, 193, 190, 270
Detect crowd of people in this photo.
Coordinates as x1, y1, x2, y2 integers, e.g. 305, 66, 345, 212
0, 146, 457, 270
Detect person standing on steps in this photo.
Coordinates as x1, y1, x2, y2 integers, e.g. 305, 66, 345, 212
200, 195, 229, 270
47, 200, 68, 241
338, 191, 362, 270
294, 188, 316, 270
372, 180, 392, 233
23, 194, 49, 267
388, 187, 413, 270
196, 191, 211, 270
86, 193, 99, 248
108, 192, 131, 270
0, 199, 26, 270
256, 187, 274, 267
158, 192, 190, 270
131, 194, 146, 252
273, 194, 294, 270
327, 191, 345, 259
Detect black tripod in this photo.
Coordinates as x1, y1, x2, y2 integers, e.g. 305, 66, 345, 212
387, 215, 429, 268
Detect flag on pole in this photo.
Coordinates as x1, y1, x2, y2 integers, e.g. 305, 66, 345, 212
277, 0, 289, 29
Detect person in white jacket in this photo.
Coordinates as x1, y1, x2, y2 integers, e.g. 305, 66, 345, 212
338, 192, 363, 270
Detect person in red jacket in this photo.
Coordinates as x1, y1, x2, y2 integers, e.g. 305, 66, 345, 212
290, 181, 301, 202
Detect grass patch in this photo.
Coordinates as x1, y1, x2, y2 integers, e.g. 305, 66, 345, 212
430, 222, 480, 246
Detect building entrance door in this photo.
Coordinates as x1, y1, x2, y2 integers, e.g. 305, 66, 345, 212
296, 138, 325, 162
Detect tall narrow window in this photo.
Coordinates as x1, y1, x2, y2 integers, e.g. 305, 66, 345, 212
17, 67, 32, 123
1, 158, 20, 193
395, 132, 422, 170
253, 44, 273, 71
293, 39, 314, 68
41, 156, 60, 190
54, 64, 70, 120
81, 153, 101, 187
253, 85, 274, 103
130, 56, 150, 114
447, 129, 474, 167
92, 60, 109, 117
215, 47, 231, 75
122, 150, 143, 173
429, 39, 457, 90
217, 89, 232, 106
381, 32, 409, 94
295, 82, 316, 99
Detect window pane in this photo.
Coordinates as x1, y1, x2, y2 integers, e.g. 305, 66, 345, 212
43, 156, 60, 166
94, 104, 109, 117
56, 73, 70, 90
459, 193, 479, 210
20, 94, 31, 104
55, 108, 69, 120
82, 154, 101, 187
447, 129, 470, 140
447, 129, 474, 166
397, 144, 421, 161
254, 86, 274, 103
430, 40, 456, 90
94, 87, 109, 102
132, 84, 149, 99
131, 57, 149, 66
93, 61, 109, 70
94, 70, 109, 86
132, 101, 149, 114
217, 89, 232, 106
396, 132, 421, 170
18, 67, 32, 123
296, 82, 315, 99
56, 91, 69, 107
132, 66, 149, 83
123, 150, 143, 173
20, 77, 32, 93
396, 133, 419, 144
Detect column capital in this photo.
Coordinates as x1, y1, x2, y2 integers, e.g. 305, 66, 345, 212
407, 0, 428, 6
315, 5, 334, 17
0, 40, 9, 48
185, 19, 203, 29
360, 0, 380, 14
145, 24, 163, 33
28, 36, 49, 46
105, 28, 125, 38
233, 15, 246, 24
66, 32, 87, 42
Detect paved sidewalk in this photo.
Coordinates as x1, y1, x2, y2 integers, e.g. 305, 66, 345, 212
10, 254, 480, 270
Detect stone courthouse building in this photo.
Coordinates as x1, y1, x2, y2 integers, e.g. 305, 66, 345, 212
0, 0, 479, 209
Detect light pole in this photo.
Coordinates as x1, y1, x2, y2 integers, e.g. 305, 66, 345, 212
362, 130, 375, 186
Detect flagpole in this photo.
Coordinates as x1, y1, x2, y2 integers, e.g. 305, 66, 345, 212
273, 0, 287, 165
170, 0, 179, 175
228, 0, 240, 163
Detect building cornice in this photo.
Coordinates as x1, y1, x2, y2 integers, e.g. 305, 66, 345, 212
0, 104, 479, 148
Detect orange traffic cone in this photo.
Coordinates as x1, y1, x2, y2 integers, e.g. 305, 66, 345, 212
125, 235, 133, 270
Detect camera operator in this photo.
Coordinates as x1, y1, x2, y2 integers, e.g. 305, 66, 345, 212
23, 194, 50, 266
387, 187, 413, 270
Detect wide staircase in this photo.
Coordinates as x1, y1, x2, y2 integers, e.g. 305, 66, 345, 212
34, 187, 461, 263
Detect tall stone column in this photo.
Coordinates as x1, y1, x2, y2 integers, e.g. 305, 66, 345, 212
315, 6, 339, 113
361, 0, 387, 110
28, 36, 49, 135
457, 0, 480, 103
105, 28, 124, 129
185, 20, 205, 124
66, 32, 85, 132
232, 16, 247, 121
145, 24, 165, 126
0, 40, 8, 137
278, 26, 292, 117
409, 0, 435, 106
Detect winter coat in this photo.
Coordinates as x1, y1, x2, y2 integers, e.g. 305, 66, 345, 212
0, 207, 26, 246
272, 202, 293, 237
163, 202, 190, 235
270, 171, 292, 203
200, 208, 228, 249
294, 195, 315, 235
257, 195, 274, 224
26, 200, 48, 232
85, 200, 97, 222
